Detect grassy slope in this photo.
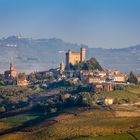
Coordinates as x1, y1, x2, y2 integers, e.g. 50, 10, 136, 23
0, 86, 140, 140
71, 132, 140, 140
1, 110, 140, 140
41, 111, 140, 140
71, 131, 140, 140
97, 86, 140, 103
0, 113, 39, 133
0, 114, 38, 126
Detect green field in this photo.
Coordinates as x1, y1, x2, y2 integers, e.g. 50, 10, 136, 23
97, 85, 140, 104
71, 132, 140, 140
0, 85, 140, 140
0, 109, 140, 140
0, 114, 38, 126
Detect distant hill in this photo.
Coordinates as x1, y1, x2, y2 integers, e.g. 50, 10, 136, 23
0, 36, 140, 74
88, 45, 140, 74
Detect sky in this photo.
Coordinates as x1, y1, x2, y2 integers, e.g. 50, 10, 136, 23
0, 0, 140, 48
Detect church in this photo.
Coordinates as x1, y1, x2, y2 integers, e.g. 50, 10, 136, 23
4, 63, 17, 79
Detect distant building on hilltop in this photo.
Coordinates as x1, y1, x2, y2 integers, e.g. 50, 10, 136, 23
4, 63, 17, 79
60, 61, 65, 74
65, 48, 86, 69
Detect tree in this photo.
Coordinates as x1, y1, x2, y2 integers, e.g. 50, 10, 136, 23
85, 57, 103, 70
0, 74, 5, 85
113, 84, 125, 90
69, 57, 103, 71
0, 106, 6, 113
127, 72, 138, 84
79, 92, 93, 106
18, 72, 26, 80
28, 73, 37, 83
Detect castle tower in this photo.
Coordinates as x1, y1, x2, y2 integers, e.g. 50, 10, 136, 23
65, 49, 71, 69
65, 48, 86, 70
80, 48, 86, 62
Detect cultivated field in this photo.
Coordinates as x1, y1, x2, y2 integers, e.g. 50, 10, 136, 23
0, 86, 140, 140
0, 107, 140, 140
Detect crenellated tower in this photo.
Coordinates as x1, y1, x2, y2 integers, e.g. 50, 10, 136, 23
80, 48, 86, 62
65, 48, 86, 69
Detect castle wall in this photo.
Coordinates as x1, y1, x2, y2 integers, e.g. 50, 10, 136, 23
68, 52, 81, 65
66, 48, 86, 69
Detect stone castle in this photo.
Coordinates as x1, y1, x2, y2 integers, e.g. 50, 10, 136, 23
65, 48, 86, 69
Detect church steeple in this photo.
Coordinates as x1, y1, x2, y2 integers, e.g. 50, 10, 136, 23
10, 63, 14, 71
4, 63, 17, 79
60, 61, 65, 73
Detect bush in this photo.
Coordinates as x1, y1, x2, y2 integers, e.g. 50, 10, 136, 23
127, 72, 138, 84
79, 92, 93, 106
113, 84, 125, 90
0, 106, 6, 113
69, 57, 103, 71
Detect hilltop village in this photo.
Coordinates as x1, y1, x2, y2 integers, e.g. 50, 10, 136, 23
1, 47, 140, 89
1, 48, 140, 140
0, 47, 140, 105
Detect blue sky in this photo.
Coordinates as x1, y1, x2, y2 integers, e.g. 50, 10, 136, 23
0, 0, 140, 48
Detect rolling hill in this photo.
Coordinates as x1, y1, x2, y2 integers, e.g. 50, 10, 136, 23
0, 36, 140, 74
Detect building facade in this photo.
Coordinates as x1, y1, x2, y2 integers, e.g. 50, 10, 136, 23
65, 48, 86, 69
96, 84, 113, 92
85, 76, 106, 84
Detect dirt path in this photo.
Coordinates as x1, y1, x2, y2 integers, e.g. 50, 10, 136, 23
115, 110, 140, 117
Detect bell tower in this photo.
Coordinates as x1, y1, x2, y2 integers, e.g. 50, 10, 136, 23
60, 61, 65, 73
10, 63, 14, 71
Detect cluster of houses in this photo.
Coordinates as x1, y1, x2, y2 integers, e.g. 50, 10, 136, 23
57, 47, 140, 92
2, 47, 140, 90
39, 65, 136, 93
77, 69, 126, 83
1, 47, 140, 107
58, 69, 127, 92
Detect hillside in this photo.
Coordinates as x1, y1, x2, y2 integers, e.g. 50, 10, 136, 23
69, 57, 103, 71
0, 36, 140, 74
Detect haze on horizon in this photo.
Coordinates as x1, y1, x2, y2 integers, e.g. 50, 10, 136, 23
0, 0, 140, 48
